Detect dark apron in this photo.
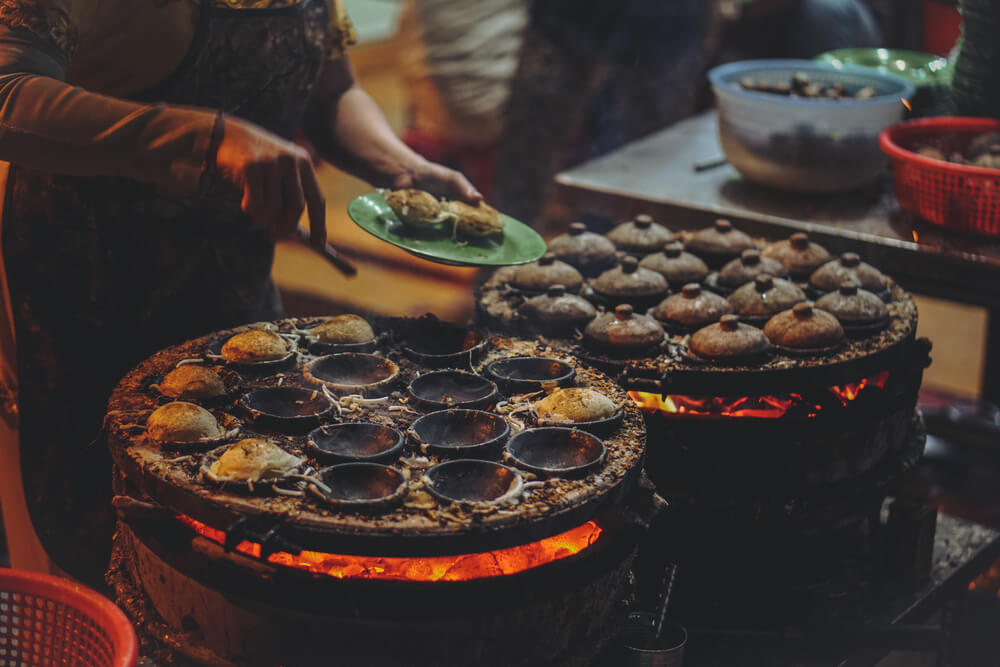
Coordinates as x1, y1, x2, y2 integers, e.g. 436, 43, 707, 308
1, 0, 331, 587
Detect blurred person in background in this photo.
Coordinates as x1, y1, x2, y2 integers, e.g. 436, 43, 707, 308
398, 0, 529, 199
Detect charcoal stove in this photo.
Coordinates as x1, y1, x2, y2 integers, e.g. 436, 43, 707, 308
103, 317, 652, 666
477, 218, 934, 632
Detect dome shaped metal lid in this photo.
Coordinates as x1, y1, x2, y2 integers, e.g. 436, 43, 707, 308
584, 304, 665, 350
718, 249, 789, 288
651, 283, 733, 328
761, 232, 832, 278
728, 275, 807, 319
546, 222, 618, 275
763, 302, 845, 350
590, 257, 669, 298
814, 280, 889, 326
509, 253, 584, 292
638, 241, 710, 284
606, 214, 675, 254
689, 314, 770, 361
684, 219, 756, 257
518, 284, 597, 329
810, 252, 887, 293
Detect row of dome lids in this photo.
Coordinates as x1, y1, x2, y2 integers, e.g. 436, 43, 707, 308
509, 217, 887, 296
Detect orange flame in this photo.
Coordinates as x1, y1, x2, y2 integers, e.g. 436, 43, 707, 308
178, 515, 602, 582
901, 98, 913, 111
628, 371, 889, 419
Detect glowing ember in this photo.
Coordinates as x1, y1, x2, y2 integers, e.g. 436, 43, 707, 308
178, 515, 603, 582
629, 371, 890, 419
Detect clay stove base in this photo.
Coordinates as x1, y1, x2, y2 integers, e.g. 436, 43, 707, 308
108, 522, 634, 667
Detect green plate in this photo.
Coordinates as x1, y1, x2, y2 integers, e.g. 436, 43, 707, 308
815, 48, 952, 88
347, 192, 547, 267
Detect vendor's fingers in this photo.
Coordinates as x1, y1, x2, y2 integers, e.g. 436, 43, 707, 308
241, 168, 269, 228
298, 158, 327, 249
274, 154, 304, 240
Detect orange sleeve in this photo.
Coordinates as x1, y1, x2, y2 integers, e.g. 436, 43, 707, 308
0, 0, 220, 196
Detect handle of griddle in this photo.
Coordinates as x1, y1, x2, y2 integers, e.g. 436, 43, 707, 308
296, 227, 358, 278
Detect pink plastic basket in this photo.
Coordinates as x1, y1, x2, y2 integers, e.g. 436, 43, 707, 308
879, 117, 1000, 237
0, 568, 137, 667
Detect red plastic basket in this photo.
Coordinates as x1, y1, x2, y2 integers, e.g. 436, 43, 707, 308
0, 568, 137, 667
879, 117, 1000, 237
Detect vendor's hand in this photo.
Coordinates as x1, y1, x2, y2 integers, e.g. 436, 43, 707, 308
391, 157, 483, 204
214, 117, 327, 249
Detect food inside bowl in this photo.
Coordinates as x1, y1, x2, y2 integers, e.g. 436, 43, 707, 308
739, 72, 876, 100
914, 130, 1000, 169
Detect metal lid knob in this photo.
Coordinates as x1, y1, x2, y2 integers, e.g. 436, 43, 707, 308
715, 219, 733, 232
838, 279, 860, 296
681, 283, 702, 298
569, 222, 587, 235
546, 284, 566, 297
539, 253, 556, 266
754, 275, 774, 292
621, 256, 639, 273
615, 304, 634, 320
841, 252, 861, 267
741, 249, 761, 266
634, 214, 653, 229
664, 243, 683, 258
793, 302, 814, 318
790, 232, 810, 250
719, 314, 740, 331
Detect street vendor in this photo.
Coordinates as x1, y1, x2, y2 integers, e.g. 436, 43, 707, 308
0, 0, 479, 588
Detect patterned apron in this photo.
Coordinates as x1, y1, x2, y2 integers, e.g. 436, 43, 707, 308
1, 0, 331, 586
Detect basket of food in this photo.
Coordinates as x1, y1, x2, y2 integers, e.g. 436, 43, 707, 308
0, 567, 138, 667
878, 116, 1000, 236
708, 59, 915, 192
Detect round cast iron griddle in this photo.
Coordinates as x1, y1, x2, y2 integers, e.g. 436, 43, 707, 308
106, 320, 645, 557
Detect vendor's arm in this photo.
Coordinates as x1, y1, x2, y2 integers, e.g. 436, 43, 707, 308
0, 4, 327, 247
302, 56, 481, 203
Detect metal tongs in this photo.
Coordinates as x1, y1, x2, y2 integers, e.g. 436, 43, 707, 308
296, 226, 357, 278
